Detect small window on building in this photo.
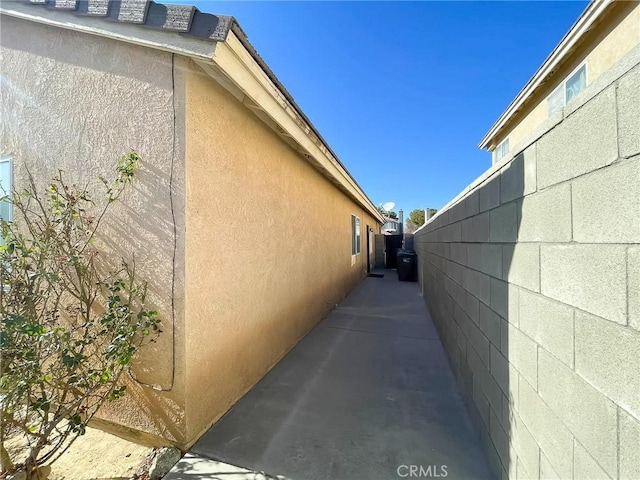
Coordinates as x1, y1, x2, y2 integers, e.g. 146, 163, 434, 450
547, 86, 564, 115
0, 156, 13, 222
547, 64, 587, 116
383, 221, 397, 233
351, 214, 361, 255
566, 65, 586, 102
493, 137, 510, 163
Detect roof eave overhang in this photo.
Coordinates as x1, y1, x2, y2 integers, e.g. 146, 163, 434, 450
0, 1, 384, 223
205, 31, 384, 223
478, 0, 614, 151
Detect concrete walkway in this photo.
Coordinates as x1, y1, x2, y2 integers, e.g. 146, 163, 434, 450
166, 271, 493, 480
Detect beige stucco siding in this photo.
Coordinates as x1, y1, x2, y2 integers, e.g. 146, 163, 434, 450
0, 16, 188, 445
184, 63, 379, 444
588, 2, 640, 81
493, 1, 640, 154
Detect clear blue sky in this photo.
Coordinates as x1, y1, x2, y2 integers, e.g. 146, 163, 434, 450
186, 1, 588, 214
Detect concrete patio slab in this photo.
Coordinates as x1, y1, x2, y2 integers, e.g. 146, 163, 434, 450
173, 271, 493, 480
164, 453, 278, 480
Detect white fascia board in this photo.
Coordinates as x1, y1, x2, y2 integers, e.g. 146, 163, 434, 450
478, 0, 613, 150
209, 32, 384, 224
0, 2, 217, 61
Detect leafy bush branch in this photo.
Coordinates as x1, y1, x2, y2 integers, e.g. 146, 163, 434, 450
0, 153, 160, 478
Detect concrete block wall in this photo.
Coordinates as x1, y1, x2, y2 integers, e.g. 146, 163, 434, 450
415, 49, 640, 480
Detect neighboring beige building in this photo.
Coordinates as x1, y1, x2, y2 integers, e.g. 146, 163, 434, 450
480, 0, 640, 164
0, 0, 382, 449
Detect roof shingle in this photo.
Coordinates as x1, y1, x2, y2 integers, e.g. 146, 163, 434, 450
19, 0, 233, 41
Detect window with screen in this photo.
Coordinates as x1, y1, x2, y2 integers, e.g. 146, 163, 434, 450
351, 215, 361, 255
547, 64, 587, 117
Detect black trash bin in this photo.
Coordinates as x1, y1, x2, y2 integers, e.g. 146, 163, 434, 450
397, 249, 417, 282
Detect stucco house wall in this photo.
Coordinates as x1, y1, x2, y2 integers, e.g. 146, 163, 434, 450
0, 14, 189, 445
0, 9, 381, 449
183, 64, 380, 444
415, 42, 640, 480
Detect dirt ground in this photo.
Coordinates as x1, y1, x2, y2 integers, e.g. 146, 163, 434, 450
47, 427, 154, 480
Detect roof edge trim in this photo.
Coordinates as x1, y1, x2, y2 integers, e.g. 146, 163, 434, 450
478, 0, 614, 150
0, 1, 221, 61
213, 29, 384, 223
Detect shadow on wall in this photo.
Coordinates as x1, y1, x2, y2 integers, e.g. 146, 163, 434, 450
89, 157, 187, 444
416, 51, 640, 480
97, 159, 183, 388
414, 153, 525, 478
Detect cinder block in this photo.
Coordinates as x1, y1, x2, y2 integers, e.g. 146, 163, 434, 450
500, 393, 511, 430
450, 242, 468, 265
437, 210, 450, 228
490, 344, 509, 394
449, 283, 463, 309
490, 278, 508, 319
471, 211, 491, 243
519, 289, 574, 367
510, 412, 541, 479
518, 183, 572, 242
461, 266, 473, 294
468, 243, 503, 279
489, 203, 518, 243
620, 408, 640, 480
441, 222, 461, 243
449, 261, 464, 286
573, 160, 640, 243
630, 247, 640, 332
467, 342, 485, 374
503, 243, 540, 292
538, 349, 617, 476
482, 244, 504, 279
455, 322, 466, 352
454, 300, 469, 328
517, 457, 533, 480
480, 173, 501, 212
618, 64, 640, 158
508, 363, 519, 408
448, 201, 466, 224
508, 285, 520, 327
575, 311, 640, 420
444, 275, 456, 299
490, 409, 510, 468
518, 376, 574, 479
574, 441, 611, 480
466, 190, 480, 218
541, 244, 627, 325
473, 384, 491, 428
480, 303, 501, 347
461, 218, 473, 243
460, 356, 474, 399
470, 270, 491, 306
505, 445, 518, 480
500, 145, 537, 203
481, 369, 504, 417
500, 318, 509, 355
481, 422, 506, 479
540, 452, 561, 480
507, 324, 538, 388
466, 292, 480, 325
467, 318, 490, 368
537, 85, 618, 189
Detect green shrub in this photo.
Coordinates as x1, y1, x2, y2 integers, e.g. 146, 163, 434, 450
0, 153, 160, 478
